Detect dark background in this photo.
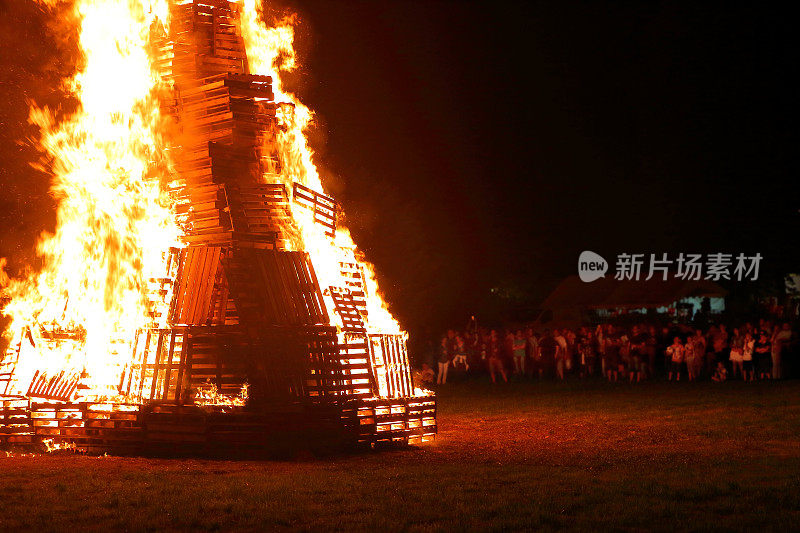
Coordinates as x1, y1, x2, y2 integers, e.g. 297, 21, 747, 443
0, 1, 797, 334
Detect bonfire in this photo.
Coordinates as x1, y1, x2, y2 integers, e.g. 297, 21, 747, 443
0, 0, 435, 454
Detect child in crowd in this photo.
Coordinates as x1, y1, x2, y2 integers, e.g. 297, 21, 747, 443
711, 361, 728, 382
452, 336, 470, 372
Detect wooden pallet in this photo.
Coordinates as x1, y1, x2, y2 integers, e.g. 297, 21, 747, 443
0, 358, 16, 396
171, 246, 226, 325
334, 336, 377, 399
184, 327, 251, 399
12, 395, 435, 454
26, 370, 81, 402
226, 183, 291, 236
0, 397, 33, 446
30, 402, 143, 454
340, 397, 437, 445
368, 334, 414, 399
339, 258, 368, 318
122, 329, 190, 403
293, 182, 337, 237
224, 249, 328, 327
329, 287, 366, 333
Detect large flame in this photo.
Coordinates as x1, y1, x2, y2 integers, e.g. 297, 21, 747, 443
240, 0, 400, 334
1, 0, 179, 397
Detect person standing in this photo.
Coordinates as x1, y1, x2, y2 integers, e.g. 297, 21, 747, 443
729, 328, 744, 379
488, 330, 508, 384
742, 332, 755, 382
618, 330, 631, 382
690, 330, 706, 379
644, 326, 657, 378
437, 336, 450, 385
577, 327, 594, 378
689, 329, 707, 377
512, 330, 526, 376
660, 326, 673, 377
667, 337, 684, 381
452, 335, 469, 373
595, 324, 606, 376
605, 333, 620, 383
771, 323, 792, 380
539, 329, 558, 379
684, 337, 698, 381
526, 328, 540, 379
554, 329, 568, 380
630, 325, 646, 383
754, 330, 772, 380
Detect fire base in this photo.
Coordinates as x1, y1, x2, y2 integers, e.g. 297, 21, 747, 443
1, 396, 436, 455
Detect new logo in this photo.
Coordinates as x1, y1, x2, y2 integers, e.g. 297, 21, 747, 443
578, 251, 608, 282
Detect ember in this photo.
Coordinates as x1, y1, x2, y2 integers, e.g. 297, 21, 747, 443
0, 0, 435, 454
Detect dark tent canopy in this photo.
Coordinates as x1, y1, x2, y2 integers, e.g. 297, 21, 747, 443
540, 276, 727, 323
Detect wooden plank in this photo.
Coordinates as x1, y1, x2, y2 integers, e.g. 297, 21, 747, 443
148, 331, 166, 401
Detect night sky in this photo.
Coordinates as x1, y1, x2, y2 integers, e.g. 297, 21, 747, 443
0, 1, 797, 333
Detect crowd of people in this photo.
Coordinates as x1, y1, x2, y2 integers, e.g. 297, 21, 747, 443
416, 318, 797, 386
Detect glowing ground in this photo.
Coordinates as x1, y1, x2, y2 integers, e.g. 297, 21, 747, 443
2, 380, 799, 531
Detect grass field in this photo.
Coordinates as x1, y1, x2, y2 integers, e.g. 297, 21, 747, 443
2, 379, 800, 531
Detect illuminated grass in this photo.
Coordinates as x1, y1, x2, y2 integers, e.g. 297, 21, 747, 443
1, 380, 799, 531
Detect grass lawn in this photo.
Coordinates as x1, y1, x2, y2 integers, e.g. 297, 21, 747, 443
2, 379, 799, 531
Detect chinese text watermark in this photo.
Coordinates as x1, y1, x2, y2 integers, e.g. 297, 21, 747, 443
579, 251, 762, 282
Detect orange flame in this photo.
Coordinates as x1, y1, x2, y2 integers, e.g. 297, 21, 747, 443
240, 0, 401, 334
1, 0, 179, 398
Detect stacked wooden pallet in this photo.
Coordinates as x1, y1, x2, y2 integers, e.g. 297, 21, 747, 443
169, 0, 247, 80
340, 396, 437, 445
184, 327, 250, 399
170, 246, 227, 325
331, 336, 376, 399
146, 247, 182, 327
0, 352, 16, 395
226, 183, 291, 239
0, 397, 33, 446
169, 72, 284, 245
158, 0, 285, 249
10, 395, 436, 454
170, 246, 240, 326
30, 402, 143, 454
